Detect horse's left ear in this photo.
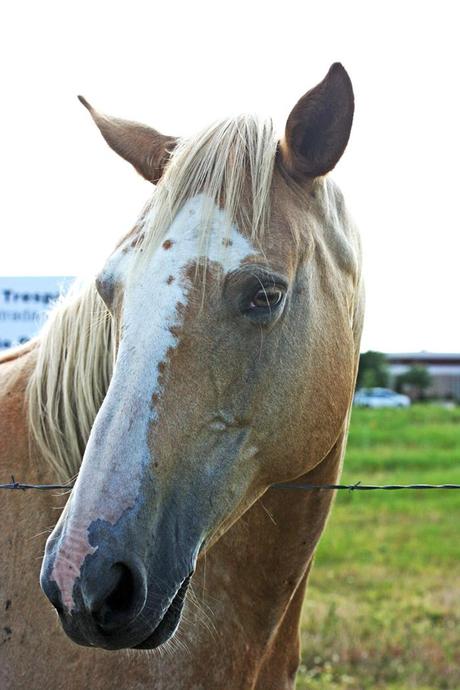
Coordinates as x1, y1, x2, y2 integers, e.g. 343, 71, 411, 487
78, 96, 177, 184
279, 63, 354, 180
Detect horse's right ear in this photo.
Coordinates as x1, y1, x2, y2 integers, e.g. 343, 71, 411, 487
78, 96, 177, 184
279, 63, 354, 180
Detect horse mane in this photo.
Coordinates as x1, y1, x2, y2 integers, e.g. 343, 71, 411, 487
135, 114, 278, 270
26, 114, 279, 481
27, 281, 115, 481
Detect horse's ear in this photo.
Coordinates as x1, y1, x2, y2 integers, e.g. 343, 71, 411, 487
78, 96, 177, 184
279, 63, 354, 180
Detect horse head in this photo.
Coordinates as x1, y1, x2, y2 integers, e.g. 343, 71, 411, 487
40, 63, 361, 650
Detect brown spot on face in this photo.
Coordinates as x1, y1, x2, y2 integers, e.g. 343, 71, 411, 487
151, 393, 159, 404
157, 344, 179, 388
222, 238, 233, 247
169, 325, 181, 338
162, 239, 173, 250
175, 301, 186, 317
131, 233, 145, 248
167, 275, 175, 285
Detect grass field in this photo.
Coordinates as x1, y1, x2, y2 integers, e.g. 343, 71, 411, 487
297, 405, 460, 690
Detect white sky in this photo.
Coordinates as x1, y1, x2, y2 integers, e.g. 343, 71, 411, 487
1, 0, 459, 352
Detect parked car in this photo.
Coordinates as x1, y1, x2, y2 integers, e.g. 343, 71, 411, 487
354, 387, 411, 408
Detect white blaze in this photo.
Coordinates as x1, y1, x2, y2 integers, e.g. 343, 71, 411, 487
50, 196, 257, 611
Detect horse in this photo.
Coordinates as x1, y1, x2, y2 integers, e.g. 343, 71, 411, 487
0, 63, 363, 690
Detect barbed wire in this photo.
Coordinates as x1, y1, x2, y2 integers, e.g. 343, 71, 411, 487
0, 477, 74, 491
272, 482, 460, 491
1, 476, 460, 492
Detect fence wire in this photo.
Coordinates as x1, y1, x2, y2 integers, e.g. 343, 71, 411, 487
272, 482, 460, 491
1, 477, 460, 492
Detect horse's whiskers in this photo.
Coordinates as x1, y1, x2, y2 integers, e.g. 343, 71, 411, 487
28, 527, 54, 542
259, 500, 277, 526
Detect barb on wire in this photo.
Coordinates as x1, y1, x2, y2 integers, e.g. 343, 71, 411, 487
0, 476, 75, 491
271, 482, 460, 491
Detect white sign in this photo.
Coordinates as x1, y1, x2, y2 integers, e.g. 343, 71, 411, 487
0, 277, 74, 350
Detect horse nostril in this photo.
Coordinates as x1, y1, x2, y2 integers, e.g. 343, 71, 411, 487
90, 562, 144, 632
105, 563, 135, 614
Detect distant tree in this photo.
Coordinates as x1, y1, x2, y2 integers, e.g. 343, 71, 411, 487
356, 351, 389, 389
395, 365, 432, 400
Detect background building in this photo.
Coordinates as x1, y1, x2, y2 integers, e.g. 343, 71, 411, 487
386, 352, 460, 400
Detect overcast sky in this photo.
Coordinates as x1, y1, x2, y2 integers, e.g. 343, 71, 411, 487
1, 0, 459, 353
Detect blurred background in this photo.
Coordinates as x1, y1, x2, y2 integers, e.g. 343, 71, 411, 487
1, 1, 459, 688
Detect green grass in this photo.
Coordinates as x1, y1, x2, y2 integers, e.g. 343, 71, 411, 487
298, 406, 460, 690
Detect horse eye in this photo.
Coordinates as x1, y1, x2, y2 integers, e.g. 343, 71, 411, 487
250, 287, 284, 309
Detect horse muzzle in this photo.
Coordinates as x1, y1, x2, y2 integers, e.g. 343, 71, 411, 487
40, 519, 195, 650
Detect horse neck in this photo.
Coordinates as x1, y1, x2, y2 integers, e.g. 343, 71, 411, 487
184, 429, 348, 683
0, 347, 41, 482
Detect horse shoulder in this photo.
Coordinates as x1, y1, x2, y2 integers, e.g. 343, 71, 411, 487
0, 347, 37, 479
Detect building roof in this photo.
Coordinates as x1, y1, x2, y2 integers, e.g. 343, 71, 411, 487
386, 352, 460, 366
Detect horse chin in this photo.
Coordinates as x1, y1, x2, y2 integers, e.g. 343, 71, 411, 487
133, 575, 191, 650
57, 575, 191, 652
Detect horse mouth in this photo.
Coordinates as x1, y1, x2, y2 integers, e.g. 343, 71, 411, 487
133, 575, 191, 650
56, 574, 192, 651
